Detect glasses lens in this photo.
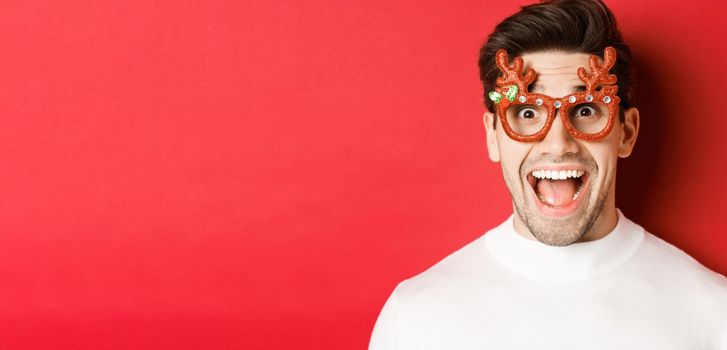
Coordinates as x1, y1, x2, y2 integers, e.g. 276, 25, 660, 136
505, 103, 549, 136
566, 102, 611, 134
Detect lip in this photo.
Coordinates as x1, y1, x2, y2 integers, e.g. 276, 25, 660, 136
525, 165, 591, 218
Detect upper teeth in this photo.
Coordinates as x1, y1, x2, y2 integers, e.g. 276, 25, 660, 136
532, 170, 584, 180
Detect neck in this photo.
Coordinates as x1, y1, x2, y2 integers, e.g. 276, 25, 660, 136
484, 208, 645, 281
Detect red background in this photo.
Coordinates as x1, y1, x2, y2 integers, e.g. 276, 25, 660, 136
1, 0, 726, 348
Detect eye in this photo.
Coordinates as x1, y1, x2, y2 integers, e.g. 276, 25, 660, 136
517, 107, 538, 119
571, 104, 599, 118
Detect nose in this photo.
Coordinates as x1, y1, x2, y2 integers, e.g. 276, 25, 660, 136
537, 112, 579, 156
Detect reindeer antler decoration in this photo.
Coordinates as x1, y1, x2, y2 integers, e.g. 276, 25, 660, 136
488, 49, 536, 107
577, 46, 618, 94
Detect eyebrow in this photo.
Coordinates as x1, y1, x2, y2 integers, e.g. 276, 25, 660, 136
529, 84, 587, 93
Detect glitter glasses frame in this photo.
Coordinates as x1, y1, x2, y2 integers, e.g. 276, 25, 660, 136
489, 47, 621, 143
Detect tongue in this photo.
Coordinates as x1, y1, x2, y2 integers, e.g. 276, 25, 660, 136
536, 178, 578, 207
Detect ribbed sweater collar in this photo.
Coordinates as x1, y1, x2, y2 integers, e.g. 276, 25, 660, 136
484, 209, 645, 282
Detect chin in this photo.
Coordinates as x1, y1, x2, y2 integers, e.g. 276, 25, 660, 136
519, 204, 593, 246
514, 173, 610, 246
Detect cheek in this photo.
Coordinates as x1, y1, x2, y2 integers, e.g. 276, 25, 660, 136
587, 124, 622, 164
496, 138, 532, 176
589, 144, 620, 181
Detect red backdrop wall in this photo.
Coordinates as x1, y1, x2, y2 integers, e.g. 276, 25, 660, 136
1, 0, 726, 348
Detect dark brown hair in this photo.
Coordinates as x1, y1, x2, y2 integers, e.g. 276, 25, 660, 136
478, 0, 634, 121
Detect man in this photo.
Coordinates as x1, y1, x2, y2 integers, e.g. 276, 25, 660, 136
369, 0, 727, 349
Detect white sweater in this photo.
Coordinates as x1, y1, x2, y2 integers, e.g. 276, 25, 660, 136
369, 210, 727, 349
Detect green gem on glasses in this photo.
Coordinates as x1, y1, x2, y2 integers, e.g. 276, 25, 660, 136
488, 90, 503, 103
505, 85, 518, 102
489, 85, 519, 104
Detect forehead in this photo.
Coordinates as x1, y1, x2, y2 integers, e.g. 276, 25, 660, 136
520, 51, 593, 96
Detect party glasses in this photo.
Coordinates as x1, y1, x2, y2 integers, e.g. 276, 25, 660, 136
488, 47, 621, 143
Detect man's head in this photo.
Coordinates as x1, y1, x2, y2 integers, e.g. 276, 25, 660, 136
479, 0, 640, 246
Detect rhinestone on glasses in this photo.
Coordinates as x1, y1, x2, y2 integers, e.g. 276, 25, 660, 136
518, 95, 527, 103
585, 94, 593, 102
603, 96, 612, 103
568, 96, 576, 103
554, 100, 562, 108
535, 98, 543, 106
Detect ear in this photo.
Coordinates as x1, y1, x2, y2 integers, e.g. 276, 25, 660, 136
618, 107, 640, 158
483, 111, 500, 162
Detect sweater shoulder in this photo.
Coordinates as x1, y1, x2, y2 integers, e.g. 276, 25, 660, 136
393, 230, 503, 299
397, 216, 523, 296
639, 230, 727, 294
638, 230, 727, 336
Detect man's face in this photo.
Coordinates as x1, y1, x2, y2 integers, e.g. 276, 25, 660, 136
484, 50, 639, 246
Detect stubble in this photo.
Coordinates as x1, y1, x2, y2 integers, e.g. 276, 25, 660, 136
502, 154, 610, 246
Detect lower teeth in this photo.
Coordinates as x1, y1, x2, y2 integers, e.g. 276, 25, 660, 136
537, 194, 547, 203
572, 181, 584, 201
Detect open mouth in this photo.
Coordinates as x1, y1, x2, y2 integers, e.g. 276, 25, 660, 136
526, 168, 590, 216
